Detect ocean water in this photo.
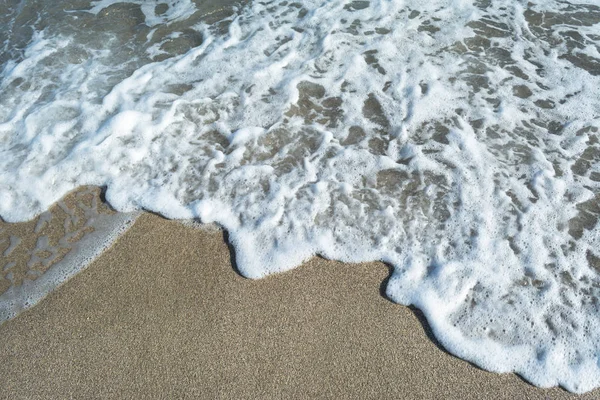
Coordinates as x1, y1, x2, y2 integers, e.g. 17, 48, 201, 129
0, 186, 138, 321
1, 0, 599, 392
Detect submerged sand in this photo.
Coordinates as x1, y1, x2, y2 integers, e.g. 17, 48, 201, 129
0, 211, 598, 399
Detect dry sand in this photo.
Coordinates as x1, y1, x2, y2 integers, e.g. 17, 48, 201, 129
1, 211, 598, 399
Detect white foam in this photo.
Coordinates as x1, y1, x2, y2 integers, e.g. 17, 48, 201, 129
1, 0, 600, 392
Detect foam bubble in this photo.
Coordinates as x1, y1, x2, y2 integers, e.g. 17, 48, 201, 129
1, 0, 600, 392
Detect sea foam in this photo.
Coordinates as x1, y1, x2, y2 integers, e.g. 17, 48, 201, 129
1, 0, 600, 392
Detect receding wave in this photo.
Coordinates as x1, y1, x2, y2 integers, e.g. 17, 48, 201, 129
1, 0, 599, 392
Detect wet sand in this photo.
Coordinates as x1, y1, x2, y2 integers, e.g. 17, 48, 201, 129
1, 212, 598, 399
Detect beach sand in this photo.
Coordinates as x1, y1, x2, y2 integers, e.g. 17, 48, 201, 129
1, 209, 599, 399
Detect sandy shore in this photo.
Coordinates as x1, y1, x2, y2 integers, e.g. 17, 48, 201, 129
0, 211, 598, 399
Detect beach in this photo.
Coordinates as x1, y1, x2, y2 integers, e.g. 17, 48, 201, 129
1, 208, 598, 399
2, 0, 600, 395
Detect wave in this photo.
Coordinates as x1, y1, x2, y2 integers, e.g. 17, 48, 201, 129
1, 0, 600, 392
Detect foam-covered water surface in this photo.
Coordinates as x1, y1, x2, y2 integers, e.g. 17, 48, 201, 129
1, 0, 599, 392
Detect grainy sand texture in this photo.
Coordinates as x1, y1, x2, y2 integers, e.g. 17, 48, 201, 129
1, 211, 599, 399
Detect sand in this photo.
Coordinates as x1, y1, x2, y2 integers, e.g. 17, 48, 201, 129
1, 211, 598, 399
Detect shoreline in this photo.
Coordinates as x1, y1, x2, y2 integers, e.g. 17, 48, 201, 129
1, 211, 597, 398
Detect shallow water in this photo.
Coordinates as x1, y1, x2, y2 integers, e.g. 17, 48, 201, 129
1, 0, 599, 392
0, 186, 137, 321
